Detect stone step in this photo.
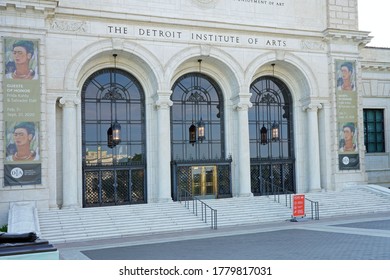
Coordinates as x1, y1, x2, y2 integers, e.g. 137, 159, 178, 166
37, 185, 390, 244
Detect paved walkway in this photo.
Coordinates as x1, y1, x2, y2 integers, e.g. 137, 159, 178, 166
56, 211, 390, 260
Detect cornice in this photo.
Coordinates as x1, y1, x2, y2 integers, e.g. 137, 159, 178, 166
0, 0, 57, 14
323, 29, 372, 46
361, 64, 390, 72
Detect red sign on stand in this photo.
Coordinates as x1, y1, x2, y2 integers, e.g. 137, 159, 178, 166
292, 194, 305, 218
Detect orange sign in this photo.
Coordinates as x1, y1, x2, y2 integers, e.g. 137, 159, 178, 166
292, 194, 305, 217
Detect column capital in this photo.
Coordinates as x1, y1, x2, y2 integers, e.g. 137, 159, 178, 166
303, 103, 322, 112
154, 90, 173, 110
59, 96, 80, 108
232, 93, 253, 111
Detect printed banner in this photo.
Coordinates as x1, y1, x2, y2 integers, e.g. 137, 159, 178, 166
292, 194, 305, 218
335, 60, 359, 170
3, 38, 41, 185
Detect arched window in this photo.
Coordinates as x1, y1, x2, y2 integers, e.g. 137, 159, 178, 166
249, 76, 295, 195
81, 68, 146, 207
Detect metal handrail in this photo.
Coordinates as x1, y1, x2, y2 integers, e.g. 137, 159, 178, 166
177, 188, 217, 229
267, 185, 320, 220
305, 198, 320, 220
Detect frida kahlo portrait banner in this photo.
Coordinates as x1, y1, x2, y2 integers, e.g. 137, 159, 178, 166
335, 60, 359, 170
3, 37, 41, 185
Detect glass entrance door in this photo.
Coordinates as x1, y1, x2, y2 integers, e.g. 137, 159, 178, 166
192, 166, 217, 198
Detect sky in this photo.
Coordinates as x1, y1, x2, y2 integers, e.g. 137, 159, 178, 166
358, 0, 390, 48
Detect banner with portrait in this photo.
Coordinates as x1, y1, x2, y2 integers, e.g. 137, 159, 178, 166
335, 60, 359, 170
3, 38, 41, 185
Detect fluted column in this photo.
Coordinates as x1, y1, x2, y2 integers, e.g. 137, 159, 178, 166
59, 96, 80, 208
304, 103, 322, 192
233, 95, 253, 197
155, 91, 173, 202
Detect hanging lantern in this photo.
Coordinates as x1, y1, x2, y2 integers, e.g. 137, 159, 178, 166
272, 122, 279, 141
189, 123, 196, 146
260, 125, 268, 145
107, 125, 114, 148
112, 121, 121, 145
197, 118, 205, 143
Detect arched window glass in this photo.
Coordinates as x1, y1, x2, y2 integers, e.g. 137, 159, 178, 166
249, 76, 293, 159
82, 68, 145, 165
171, 73, 224, 161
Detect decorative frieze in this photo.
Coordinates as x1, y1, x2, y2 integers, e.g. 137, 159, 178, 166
301, 40, 325, 51
49, 20, 87, 33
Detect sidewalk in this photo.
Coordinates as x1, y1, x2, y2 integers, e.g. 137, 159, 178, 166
56, 211, 390, 260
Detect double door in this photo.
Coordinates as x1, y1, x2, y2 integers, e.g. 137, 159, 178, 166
192, 166, 217, 198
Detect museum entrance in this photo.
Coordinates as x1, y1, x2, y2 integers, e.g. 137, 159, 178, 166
249, 76, 295, 195
191, 166, 217, 198
81, 66, 147, 207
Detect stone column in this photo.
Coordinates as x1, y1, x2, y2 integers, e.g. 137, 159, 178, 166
304, 103, 322, 192
47, 97, 58, 209
233, 95, 253, 197
59, 96, 80, 208
155, 91, 173, 202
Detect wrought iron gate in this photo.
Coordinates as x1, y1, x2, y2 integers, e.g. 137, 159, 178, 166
250, 161, 294, 195
83, 165, 145, 207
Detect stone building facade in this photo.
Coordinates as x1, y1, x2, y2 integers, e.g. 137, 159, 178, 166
1, 0, 389, 225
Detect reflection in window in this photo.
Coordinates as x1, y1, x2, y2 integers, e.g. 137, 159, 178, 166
82, 68, 145, 165
364, 109, 385, 153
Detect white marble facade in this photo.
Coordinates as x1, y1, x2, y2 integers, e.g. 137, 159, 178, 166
0, 0, 389, 224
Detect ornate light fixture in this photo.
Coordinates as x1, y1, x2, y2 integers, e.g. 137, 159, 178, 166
197, 117, 205, 143
271, 122, 279, 141
260, 125, 268, 145
189, 123, 197, 146
106, 54, 121, 148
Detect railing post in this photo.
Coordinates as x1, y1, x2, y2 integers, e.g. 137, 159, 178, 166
214, 209, 218, 229
177, 188, 217, 229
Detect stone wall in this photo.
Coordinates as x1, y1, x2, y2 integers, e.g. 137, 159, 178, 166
327, 0, 358, 30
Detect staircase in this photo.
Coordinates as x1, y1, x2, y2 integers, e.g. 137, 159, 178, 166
305, 185, 390, 218
205, 196, 292, 227
38, 202, 211, 244
37, 185, 390, 244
